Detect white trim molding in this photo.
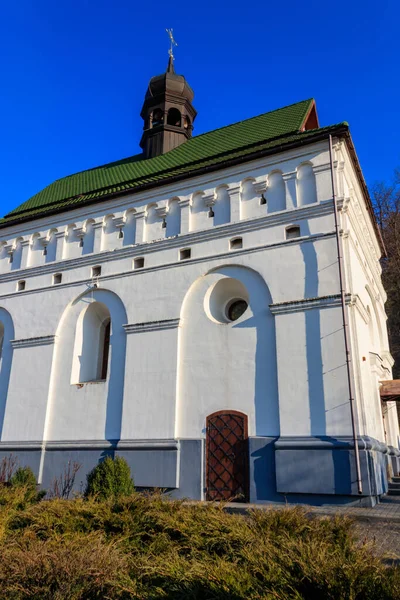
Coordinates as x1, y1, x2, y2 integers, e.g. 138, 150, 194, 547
10, 334, 57, 349
269, 294, 350, 315
123, 318, 180, 334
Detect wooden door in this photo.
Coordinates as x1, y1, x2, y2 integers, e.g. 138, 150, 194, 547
206, 410, 249, 502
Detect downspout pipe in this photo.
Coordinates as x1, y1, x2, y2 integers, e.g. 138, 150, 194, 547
328, 134, 363, 495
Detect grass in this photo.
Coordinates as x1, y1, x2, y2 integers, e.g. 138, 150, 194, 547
0, 486, 399, 600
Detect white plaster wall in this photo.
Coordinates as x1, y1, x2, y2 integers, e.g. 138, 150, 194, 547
176, 266, 279, 438
1, 343, 54, 441
120, 328, 178, 440
0, 137, 390, 449
341, 154, 400, 447
275, 305, 351, 437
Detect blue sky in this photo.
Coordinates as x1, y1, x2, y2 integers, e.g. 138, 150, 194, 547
1, 0, 399, 216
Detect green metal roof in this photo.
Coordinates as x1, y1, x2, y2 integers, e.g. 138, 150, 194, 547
1, 98, 346, 227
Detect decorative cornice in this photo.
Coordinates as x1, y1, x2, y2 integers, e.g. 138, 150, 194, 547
0, 201, 335, 284
10, 334, 56, 349
269, 293, 349, 315
123, 318, 180, 334
0, 231, 337, 301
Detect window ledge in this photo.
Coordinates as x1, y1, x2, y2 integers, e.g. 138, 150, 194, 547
72, 379, 107, 387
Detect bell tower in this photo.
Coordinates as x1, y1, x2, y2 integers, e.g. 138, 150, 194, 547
140, 56, 197, 159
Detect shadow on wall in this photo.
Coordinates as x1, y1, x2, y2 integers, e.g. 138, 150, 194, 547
229, 268, 279, 438
0, 308, 14, 439
300, 225, 352, 495
300, 223, 326, 436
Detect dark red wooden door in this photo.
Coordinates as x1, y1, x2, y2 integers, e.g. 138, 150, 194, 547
206, 411, 249, 502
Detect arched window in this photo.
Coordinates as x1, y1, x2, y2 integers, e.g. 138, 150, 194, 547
152, 109, 163, 127
167, 108, 181, 127
71, 302, 111, 383
183, 115, 191, 130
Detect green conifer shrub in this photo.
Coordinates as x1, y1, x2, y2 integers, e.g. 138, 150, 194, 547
9, 467, 46, 503
84, 456, 134, 500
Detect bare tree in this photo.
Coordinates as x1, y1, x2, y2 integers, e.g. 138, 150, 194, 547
0, 454, 18, 484
371, 171, 400, 377
47, 461, 82, 499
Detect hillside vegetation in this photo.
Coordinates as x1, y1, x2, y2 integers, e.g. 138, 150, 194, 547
0, 484, 399, 600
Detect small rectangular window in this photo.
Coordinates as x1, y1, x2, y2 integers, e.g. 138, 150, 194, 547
92, 266, 101, 278
286, 226, 301, 240
17, 280, 26, 291
179, 248, 191, 261
133, 257, 145, 269
53, 273, 62, 285
230, 237, 243, 250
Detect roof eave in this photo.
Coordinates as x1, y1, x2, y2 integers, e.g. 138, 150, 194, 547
340, 130, 386, 257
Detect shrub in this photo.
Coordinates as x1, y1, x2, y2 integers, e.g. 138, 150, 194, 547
10, 467, 37, 490
85, 456, 134, 501
0, 532, 135, 600
9, 467, 45, 505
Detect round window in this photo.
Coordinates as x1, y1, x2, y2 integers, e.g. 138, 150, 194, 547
226, 299, 248, 322
204, 277, 250, 324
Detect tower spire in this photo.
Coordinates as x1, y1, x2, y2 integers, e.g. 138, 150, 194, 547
166, 55, 175, 74
166, 28, 178, 62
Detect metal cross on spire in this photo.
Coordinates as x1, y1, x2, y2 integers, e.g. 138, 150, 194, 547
166, 28, 178, 60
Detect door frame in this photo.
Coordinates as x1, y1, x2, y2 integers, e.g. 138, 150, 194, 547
205, 409, 249, 502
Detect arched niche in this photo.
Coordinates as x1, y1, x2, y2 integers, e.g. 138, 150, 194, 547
167, 107, 181, 127
366, 286, 383, 352
214, 185, 230, 226
240, 178, 259, 220
189, 191, 208, 232
296, 162, 317, 206
176, 265, 279, 439
0, 307, 15, 439
152, 108, 164, 127
63, 224, 79, 260
82, 219, 96, 255
11, 237, 24, 271
123, 210, 136, 246
28, 233, 42, 267
144, 203, 163, 242
46, 288, 128, 443
45, 229, 58, 263
266, 171, 286, 213
0, 244, 9, 274
166, 198, 181, 237
101, 214, 118, 252
71, 302, 111, 384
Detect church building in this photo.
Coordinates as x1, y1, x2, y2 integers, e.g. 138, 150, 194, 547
0, 55, 399, 505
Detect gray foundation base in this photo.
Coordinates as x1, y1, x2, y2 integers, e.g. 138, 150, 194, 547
0, 439, 204, 498
275, 436, 389, 499
0, 435, 395, 506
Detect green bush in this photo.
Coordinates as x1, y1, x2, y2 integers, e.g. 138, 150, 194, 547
9, 467, 46, 504
0, 490, 399, 599
10, 467, 37, 490
85, 456, 134, 500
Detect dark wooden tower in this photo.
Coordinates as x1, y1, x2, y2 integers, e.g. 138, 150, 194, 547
140, 57, 197, 159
